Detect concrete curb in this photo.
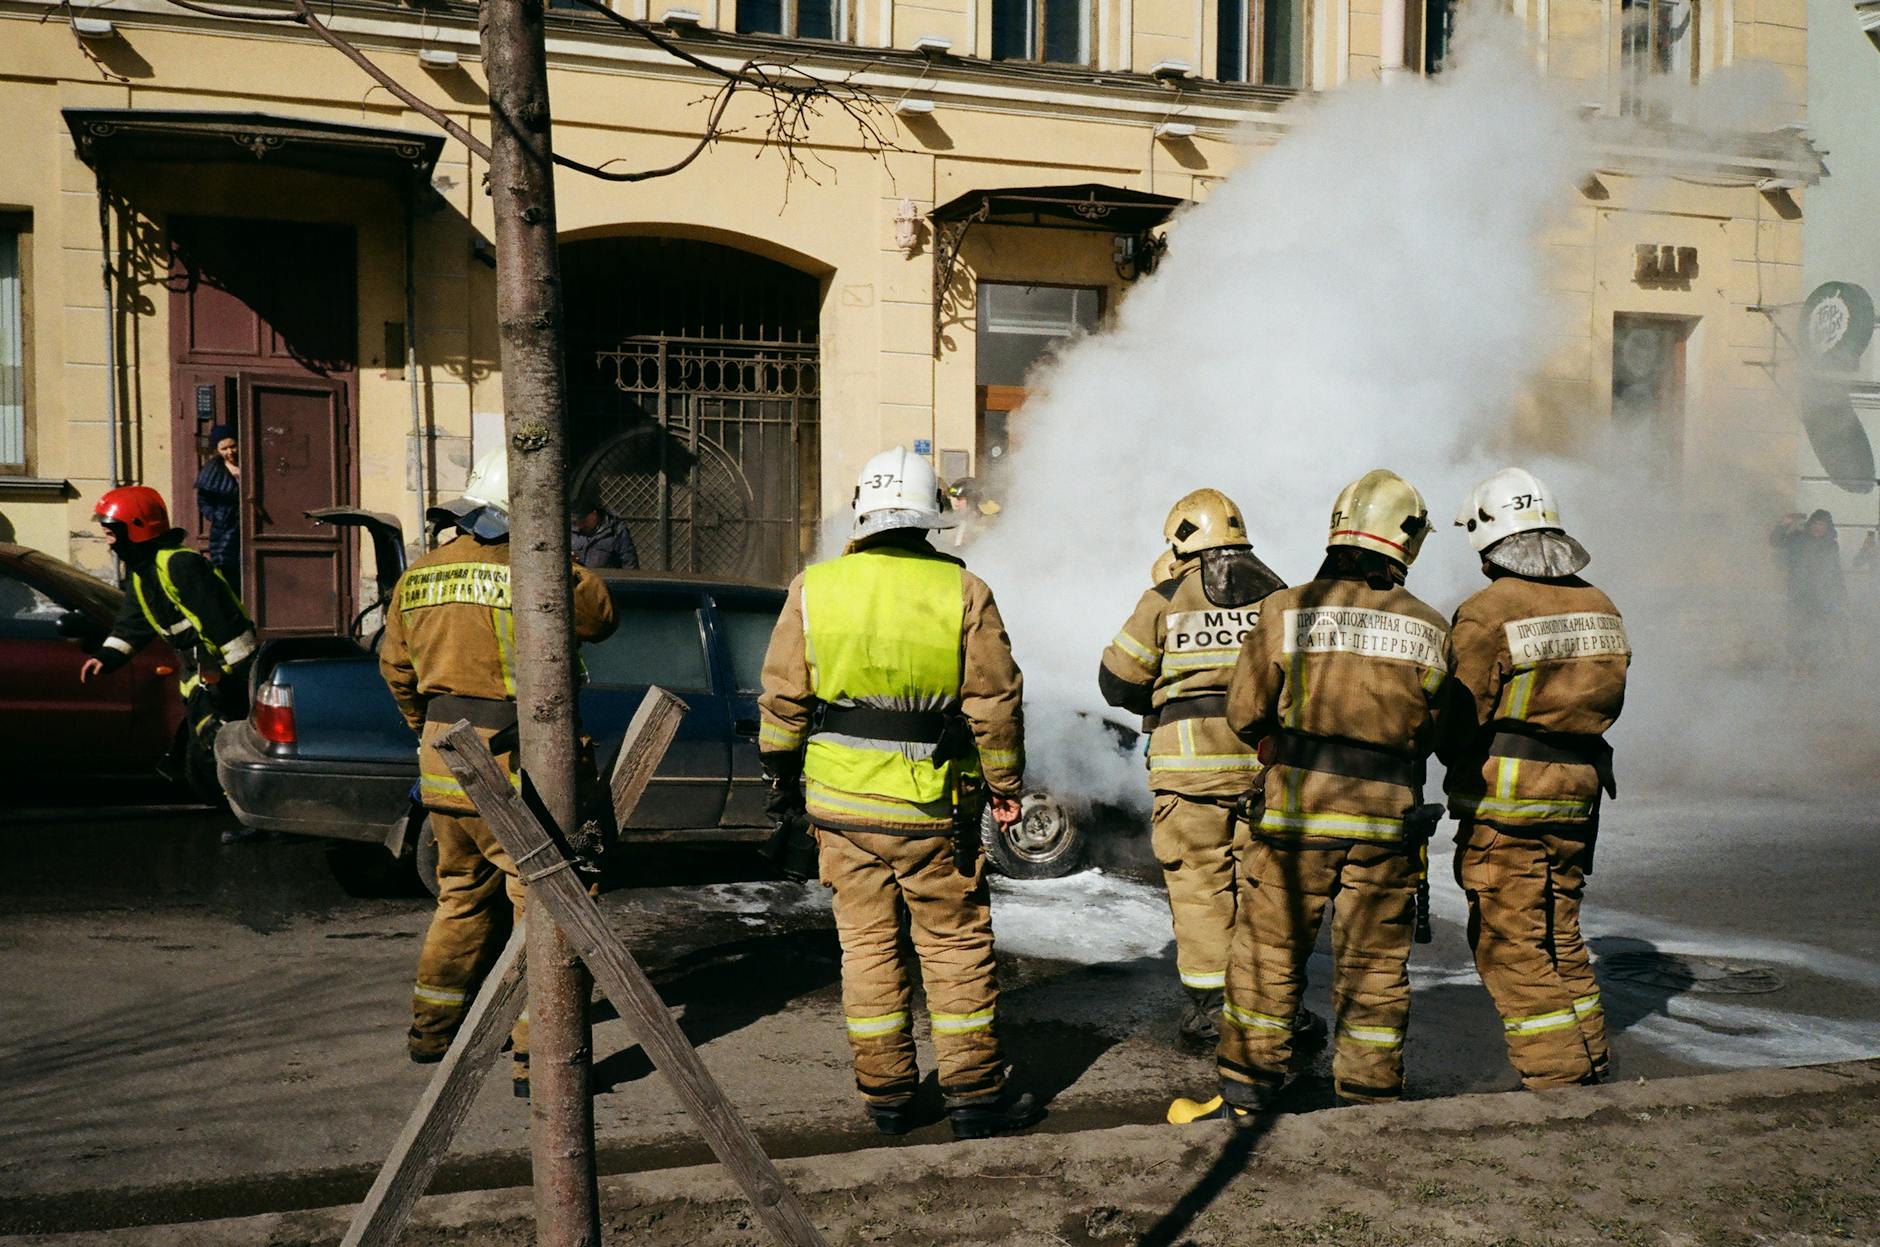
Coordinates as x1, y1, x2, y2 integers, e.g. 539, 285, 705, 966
10, 1057, 1880, 1245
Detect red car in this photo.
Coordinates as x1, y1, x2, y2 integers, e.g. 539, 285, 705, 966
0, 542, 190, 792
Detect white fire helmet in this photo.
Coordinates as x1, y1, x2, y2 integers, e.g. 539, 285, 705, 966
1454, 466, 1590, 577
851, 446, 961, 538
427, 448, 511, 540
1327, 469, 1431, 566
1164, 488, 1249, 557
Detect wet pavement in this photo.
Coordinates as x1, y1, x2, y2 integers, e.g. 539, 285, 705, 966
3, 783, 1879, 1233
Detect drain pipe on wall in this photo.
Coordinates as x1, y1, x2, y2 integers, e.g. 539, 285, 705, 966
96, 169, 121, 487
1380, 0, 1408, 83
404, 176, 430, 534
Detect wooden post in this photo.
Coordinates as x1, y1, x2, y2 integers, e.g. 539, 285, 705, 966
610, 688, 688, 824
436, 721, 831, 1247
340, 927, 529, 1247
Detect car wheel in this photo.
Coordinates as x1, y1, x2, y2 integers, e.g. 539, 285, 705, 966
982, 790, 1087, 880
414, 817, 440, 899
326, 841, 414, 898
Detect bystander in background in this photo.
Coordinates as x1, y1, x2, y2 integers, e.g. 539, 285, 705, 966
1770, 509, 1847, 674
571, 495, 639, 570
195, 425, 241, 594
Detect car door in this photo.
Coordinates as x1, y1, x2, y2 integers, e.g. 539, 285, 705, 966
705, 587, 787, 828
579, 584, 730, 830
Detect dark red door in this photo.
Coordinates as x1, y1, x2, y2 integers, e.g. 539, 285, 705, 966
169, 217, 357, 636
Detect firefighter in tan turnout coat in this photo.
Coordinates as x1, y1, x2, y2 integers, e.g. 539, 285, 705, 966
757, 447, 1039, 1140
1100, 490, 1286, 1050
379, 451, 618, 1084
1174, 469, 1456, 1119
1443, 467, 1629, 1088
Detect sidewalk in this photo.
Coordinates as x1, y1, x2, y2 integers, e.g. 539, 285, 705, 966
9, 1058, 1877, 1246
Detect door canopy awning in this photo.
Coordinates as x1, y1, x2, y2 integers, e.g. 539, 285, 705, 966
928, 183, 1186, 353
64, 109, 444, 181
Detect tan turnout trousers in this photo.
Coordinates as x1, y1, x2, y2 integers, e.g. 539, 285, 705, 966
1221, 838, 1414, 1104
409, 812, 529, 1069
817, 826, 1004, 1108
1150, 794, 1253, 990
1453, 822, 1606, 1087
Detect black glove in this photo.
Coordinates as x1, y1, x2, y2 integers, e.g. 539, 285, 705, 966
762, 752, 805, 822
760, 754, 817, 881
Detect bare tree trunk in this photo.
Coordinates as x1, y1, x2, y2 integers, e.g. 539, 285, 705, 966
478, 1, 601, 1243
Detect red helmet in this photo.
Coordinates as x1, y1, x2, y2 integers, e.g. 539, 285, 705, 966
94, 485, 171, 544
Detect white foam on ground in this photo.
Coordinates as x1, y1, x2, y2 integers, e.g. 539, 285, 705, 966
990, 870, 1175, 965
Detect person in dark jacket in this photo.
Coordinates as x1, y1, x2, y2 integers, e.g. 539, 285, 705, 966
195, 425, 242, 593
1770, 509, 1847, 673
571, 501, 639, 570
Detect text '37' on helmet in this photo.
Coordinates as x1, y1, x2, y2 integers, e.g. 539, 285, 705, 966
852, 446, 961, 538
1164, 488, 1249, 557
1455, 466, 1591, 578
94, 485, 171, 544
1327, 469, 1431, 567
427, 448, 511, 541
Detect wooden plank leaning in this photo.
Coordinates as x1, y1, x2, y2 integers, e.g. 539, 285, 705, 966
338, 925, 528, 1247
434, 718, 830, 1247
340, 686, 694, 1247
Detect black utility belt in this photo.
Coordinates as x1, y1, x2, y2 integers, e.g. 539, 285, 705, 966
812, 704, 950, 746
1270, 733, 1422, 788
425, 694, 519, 731
1151, 694, 1228, 729
1487, 729, 1615, 797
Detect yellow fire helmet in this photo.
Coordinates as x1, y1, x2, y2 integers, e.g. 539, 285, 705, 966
1326, 469, 1431, 567
1163, 488, 1249, 557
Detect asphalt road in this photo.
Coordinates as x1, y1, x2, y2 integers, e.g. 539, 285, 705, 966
3, 781, 1878, 1233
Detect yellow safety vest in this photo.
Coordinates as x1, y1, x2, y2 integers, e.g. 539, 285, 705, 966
801, 548, 966, 823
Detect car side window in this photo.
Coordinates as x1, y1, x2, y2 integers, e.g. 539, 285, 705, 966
715, 603, 783, 696
0, 570, 65, 640
584, 596, 712, 691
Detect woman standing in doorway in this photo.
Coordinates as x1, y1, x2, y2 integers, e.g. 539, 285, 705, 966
195, 424, 242, 595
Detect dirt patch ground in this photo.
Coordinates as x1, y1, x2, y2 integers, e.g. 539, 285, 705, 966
11, 1060, 1878, 1247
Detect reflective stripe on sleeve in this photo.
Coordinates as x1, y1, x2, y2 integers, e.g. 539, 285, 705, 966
845, 1010, 909, 1038
1502, 1007, 1580, 1036
103, 636, 134, 655
1109, 629, 1158, 669
1179, 968, 1226, 990
759, 720, 804, 751
978, 745, 1020, 770
221, 629, 258, 665
1222, 999, 1291, 1032
930, 1007, 996, 1035
1337, 1021, 1405, 1049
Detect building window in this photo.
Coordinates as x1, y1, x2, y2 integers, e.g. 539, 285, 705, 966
975, 282, 1101, 466
1422, 0, 1455, 73
738, 0, 839, 38
0, 222, 25, 473
991, 0, 1091, 64
1214, 0, 1306, 85
1612, 314, 1692, 469
1620, 0, 1697, 114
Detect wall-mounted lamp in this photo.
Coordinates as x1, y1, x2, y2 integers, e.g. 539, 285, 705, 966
1149, 59, 1195, 82
418, 47, 460, 69
913, 34, 952, 54
1113, 232, 1167, 281
894, 97, 937, 117
1154, 121, 1197, 140
893, 198, 921, 255
72, 16, 119, 38
661, 6, 704, 26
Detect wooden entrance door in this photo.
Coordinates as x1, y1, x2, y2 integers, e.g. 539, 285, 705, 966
169, 217, 357, 636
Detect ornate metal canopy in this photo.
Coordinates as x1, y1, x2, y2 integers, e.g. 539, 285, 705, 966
64, 109, 444, 181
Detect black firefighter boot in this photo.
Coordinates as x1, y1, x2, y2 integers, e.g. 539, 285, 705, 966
1177, 987, 1224, 1054
947, 1089, 1042, 1141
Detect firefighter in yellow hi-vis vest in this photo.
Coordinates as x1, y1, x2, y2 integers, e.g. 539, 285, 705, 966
379, 450, 617, 1087
1100, 490, 1287, 1052
757, 447, 1039, 1141
1444, 467, 1629, 1089
1173, 469, 1456, 1121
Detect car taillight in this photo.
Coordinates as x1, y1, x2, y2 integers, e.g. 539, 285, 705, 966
255, 682, 296, 747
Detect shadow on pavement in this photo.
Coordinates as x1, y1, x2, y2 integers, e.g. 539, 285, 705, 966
1592, 935, 1692, 1039
1134, 1110, 1279, 1247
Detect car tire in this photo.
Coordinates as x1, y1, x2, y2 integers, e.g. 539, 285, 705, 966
326, 841, 415, 898
982, 790, 1087, 880
414, 817, 440, 899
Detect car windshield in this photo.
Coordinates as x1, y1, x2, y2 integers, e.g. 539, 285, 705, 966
585, 598, 712, 691
18, 550, 121, 617
716, 602, 781, 695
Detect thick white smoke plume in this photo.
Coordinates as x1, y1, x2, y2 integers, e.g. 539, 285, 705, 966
964, 14, 1879, 809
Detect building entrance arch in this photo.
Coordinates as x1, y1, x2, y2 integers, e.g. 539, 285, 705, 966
563, 236, 822, 584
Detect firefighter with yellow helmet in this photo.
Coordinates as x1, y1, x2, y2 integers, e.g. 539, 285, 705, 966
378, 450, 618, 1088
1443, 467, 1629, 1088
757, 447, 1039, 1140
1173, 469, 1456, 1119
1100, 489, 1286, 1051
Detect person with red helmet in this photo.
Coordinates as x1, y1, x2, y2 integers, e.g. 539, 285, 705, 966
80, 485, 259, 788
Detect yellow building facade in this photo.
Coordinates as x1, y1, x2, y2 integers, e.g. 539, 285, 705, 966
0, 0, 1818, 631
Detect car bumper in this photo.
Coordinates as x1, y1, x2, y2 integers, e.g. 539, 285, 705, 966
215, 722, 412, 843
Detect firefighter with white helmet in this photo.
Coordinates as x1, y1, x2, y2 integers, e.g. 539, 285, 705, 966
757, 446, 1038, 1140
379, 449, 618, 1091
1444, 467, 1630, 1088
1172, 469, 1457, 1120
1100, 489, 1289, 1052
